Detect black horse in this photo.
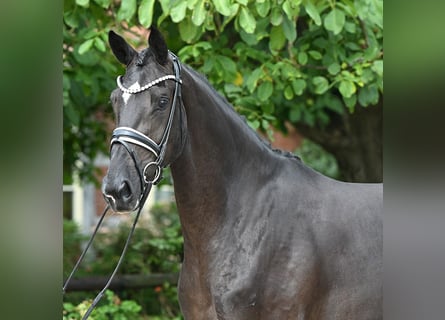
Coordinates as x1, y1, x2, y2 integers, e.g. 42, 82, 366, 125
102, 28, 382, 320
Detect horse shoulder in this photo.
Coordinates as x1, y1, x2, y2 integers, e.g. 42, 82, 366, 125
205, 164, 325, 318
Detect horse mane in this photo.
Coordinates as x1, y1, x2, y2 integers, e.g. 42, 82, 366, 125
183, 64, 302, 163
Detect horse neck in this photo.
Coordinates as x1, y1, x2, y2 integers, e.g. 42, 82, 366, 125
170, 66, 270, 242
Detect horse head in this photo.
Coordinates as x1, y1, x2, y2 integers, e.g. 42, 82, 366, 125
102, 28, 186, 213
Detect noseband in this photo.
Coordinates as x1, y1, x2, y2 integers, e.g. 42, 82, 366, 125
108, 52, 182, 209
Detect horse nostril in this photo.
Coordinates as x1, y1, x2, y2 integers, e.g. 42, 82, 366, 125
118, 181, 132, 200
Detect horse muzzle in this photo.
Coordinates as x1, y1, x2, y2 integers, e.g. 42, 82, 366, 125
102, 176, 147, 213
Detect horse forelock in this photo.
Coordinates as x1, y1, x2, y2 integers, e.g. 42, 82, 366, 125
135, 48, 152, 67
122, 49, 169, 90
135, 49, 147, 66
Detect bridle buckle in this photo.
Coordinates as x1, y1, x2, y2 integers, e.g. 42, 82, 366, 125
143, 161, 162, 185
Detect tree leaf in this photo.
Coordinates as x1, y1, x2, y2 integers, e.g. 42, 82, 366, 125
343, 94, 357, 112
325, 95, 344, 114
184, 0, 197, 9
308, 50, 322, 60
324, 8, 345, 35
345, 42, 361, 51
257, 81, 273, 101
78, 39, 94, 55
327, 62, 341, 75
358, 84, 379, 106
281, 63, 300, 79
82, 29, 97, 40
261, 119, 270, 130
344, 21, 356, 33
245, 68, 263, 93
171, 0, 187, 22
262, 101, 274, 114
312, 76, 329, 94
292, 79, 306, 95
94, 37, 106, 52
303, 110, 315, 126
239, 7, 256, 33
64, 104, 80, 127
303, 0, 321, 26
248, 119, 260, 130
270, 6, 283, 26
179, 18, 199, 43
256, 1, 270, 18
213, 0, 232, 16
93, 0, 111, 8
283, 0, 301, 19
217, 56, 238, 82
356, 0, 383, 29
282, 16, 297, 42
138, 0, 155, 27
269, 25, 286, 53
339, 80, 356, 98
76, 0, 89, 8
158, 0, 170, 13
284, 85, 294, 100
192, 0, 206, 26
372, 60, 383, 77
117, 0, 137, 22
240, 30, 258, 45
298, 51, 308, 65
64, 11, 79, 28
289, 108, 302, 122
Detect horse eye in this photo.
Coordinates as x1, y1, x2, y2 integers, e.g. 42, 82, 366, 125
159, 97, 169, 108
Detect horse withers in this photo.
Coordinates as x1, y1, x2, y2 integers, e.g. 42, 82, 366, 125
102, 27, 383, 320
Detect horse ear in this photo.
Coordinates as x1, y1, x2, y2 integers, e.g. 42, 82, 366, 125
108, 30, 137, 66
148, 26, 168, 65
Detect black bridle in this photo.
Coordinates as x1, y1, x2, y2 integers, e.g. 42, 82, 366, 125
106, 51, 183, 210
63, 52, 183, 319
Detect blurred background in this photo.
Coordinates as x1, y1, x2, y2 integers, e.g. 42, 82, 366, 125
62, 0, 382, 318
7, 1, 445, 320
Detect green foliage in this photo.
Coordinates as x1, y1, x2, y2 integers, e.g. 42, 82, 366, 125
324, 8, 345, 35
295, 139, 340, 179
168, 0, 383, 132
63, 0, 121, 184
63, 0, 382, 182
80, 203, 182, 277
63, 203, 183, 318
63, 219, 86, 277
63, 290, 142, 319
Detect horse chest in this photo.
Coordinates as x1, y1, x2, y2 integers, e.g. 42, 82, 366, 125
178, 234, 267, 319
180, 254, 320, 320
179, 231, 319, 319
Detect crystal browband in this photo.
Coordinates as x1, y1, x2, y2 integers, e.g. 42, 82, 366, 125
116, 75, 182, 94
